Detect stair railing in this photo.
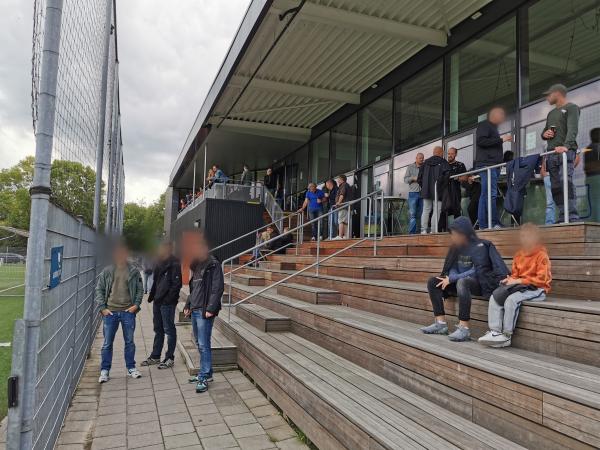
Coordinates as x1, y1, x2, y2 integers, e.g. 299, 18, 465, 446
219, 189, 384, 321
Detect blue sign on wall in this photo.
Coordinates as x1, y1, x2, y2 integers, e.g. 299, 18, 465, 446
49, 246, 63, 289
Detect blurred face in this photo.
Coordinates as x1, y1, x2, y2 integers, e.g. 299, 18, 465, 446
432, 146, 443, 157
519, 227, 540, 251
266, 226, 274, 234
336, 177, 344, 186
267, 168, 272, 175
449, 230, 468, 247
325, 180, 333, 190
488, 107, 506, 125
158, 243, 172, 260
416, 153, 424, 165
447, 148, 457, 163
546, 91, 565, 106
193, 236, 210, 261
112, 245, 129, 267
308, 183, 316, 192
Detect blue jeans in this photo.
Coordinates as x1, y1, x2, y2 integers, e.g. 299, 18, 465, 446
101, 311, 136, 371
546, 151, 579, 222
477, 167, 500, 228
151, 303, 177, 361
327, 208, 338, 239
308, 208, 323, 240
407, 192, 423, 234
544, 175, 556, 225
191, 310, 214, 379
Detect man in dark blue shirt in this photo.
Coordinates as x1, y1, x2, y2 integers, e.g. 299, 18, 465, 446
299, 183, 325, 241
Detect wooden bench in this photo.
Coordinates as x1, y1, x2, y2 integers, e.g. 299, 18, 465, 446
227, 283, 600, 449
176, 324, 237, 375
218, 313, 522, 450
235, 303, 290, 332
239, 267, 600, 366
277, 283, 341, 305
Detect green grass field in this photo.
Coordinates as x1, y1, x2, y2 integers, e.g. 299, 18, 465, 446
0, 264, 25, 420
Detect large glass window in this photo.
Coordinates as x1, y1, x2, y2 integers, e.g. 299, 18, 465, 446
310, 132, 330, 183
359, 91, 393, 167
392, 140, 442, 198
331, 114, 357, 176
395, 61, 443, 151
447, 17, 516, 133
523, 0, 600, 103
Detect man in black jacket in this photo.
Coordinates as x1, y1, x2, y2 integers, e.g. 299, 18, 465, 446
421, 216, 509, 342
475, 106, 513, 229
440, 147, 467, 232
142, 242, 182, 369
418, 146, 450, 234
184, 233, 224, 393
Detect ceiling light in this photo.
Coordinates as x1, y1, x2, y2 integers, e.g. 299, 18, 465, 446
471, 12, 482, 20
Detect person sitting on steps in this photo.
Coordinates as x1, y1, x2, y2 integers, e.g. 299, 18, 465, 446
479, 223, 551, 348
421, 216, 509, 342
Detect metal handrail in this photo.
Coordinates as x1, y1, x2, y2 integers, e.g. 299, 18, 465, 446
221, 189, 384, 319
227, 238, 368, 321
227, 241, 294, 276
433, 149, 571, 232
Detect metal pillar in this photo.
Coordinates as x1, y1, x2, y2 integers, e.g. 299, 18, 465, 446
562, 152, 570, 224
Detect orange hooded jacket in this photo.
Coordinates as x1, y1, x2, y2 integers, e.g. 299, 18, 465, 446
511, 246, 552, 293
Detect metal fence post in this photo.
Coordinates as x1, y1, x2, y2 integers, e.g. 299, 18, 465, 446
316, 219, 320, 276
93, 0, 114, 231
8, 2, 65, 449
433, 181, 438, 233
69, 217, 84, 394
562, 152, 570, 224
486, 168, 492, 230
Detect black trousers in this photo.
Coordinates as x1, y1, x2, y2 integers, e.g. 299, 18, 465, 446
427, 276, 481, 321
151, 302, 177, 360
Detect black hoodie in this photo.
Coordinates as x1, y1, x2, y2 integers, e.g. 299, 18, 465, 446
148, 255, 182, 305
441, 217, 509, 297
186, 255, 224, 316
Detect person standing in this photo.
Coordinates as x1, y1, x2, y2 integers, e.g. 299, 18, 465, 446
142, 255, 155, 294
334, 174, 351, 239
264, 168, 277, 197
240, 164, 253, 186
404, 153, 424, 234
418, 146, 450, 234
298, 183, 325, 241
440, 147, 467, 231
142, 241, 182, 369
324, 179, 338, 239
540, 157, 556, 225
541, 84, 580, 222
475, 106, 513, 229
184, 233, 224, 393
95, 241, 143, 383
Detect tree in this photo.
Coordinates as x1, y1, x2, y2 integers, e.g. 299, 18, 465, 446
122, 193, 165, 252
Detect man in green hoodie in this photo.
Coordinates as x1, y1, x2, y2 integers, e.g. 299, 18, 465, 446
95, 241, 144, 383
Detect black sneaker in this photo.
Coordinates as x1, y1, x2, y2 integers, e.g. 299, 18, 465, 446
188, 375, 213, 383
140, 357, 160, 367
196, 378, 208, 393
157, 358, 174, 369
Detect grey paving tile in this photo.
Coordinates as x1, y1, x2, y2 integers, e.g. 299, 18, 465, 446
256, 415, 286, 431
127, 432, 164, 449
128, 421, 160, 436
230, 423, 265, 439
164, 432, 201, 449
223, 413, 256, 428
93, 423, 127, 438
161, 421, 195, 437
236, 434, 276, 450
275, 438, 308, 449
192, 413, 226, 427
195, 422, 231, 439
159, 412, 192, 426
201, 433, 239, 450
249, 406, 278, 418
128, 402, 158, 414
127, 410, 159, 425
264, 426, 295, 443
90, 434, 126, 450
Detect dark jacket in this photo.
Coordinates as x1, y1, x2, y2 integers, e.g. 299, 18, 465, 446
441, 217, 509, 297
418, 155, 450, 200
475, 120, 504, 166
270, 233, 293, 254
442, 160, 467, 216
504, 154, 540, 217
186, 256, 224, 316
148, 255, 182, 305
264, 174, 277, 190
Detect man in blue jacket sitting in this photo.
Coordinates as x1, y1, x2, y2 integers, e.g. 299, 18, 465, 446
420, 217, 509, 342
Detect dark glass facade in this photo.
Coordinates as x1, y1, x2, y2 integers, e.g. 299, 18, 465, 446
273, 0, 600, 225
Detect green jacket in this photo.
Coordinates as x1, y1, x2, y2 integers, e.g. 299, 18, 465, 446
95, 263, 143, 311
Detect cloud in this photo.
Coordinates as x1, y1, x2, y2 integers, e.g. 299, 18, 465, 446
0, 0, 251, 204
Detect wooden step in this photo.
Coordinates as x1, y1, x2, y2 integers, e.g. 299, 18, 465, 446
235, 303, 290, 332
277, 283, 341, 305
239, 267, 600, 366
227, 283, 600, 450
177, 324, 238, 375
258, 260, 297, 271
217, 314, 521, 450
232, 273, 265, 286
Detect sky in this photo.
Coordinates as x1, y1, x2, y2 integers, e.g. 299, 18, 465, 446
0, 0, 250, 204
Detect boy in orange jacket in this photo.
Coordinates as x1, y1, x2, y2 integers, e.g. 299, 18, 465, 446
478, 223, 551, 347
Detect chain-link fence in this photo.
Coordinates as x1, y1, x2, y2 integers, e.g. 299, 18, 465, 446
6, 0, 125, 448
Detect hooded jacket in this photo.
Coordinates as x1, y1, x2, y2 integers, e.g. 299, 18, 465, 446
417, 155, 450, 200
185, 255, 224, 316
441, 217, 509, 297
148, 255, 182, 305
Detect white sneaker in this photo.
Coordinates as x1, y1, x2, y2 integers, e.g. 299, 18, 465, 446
98, 370, 109, 383
128, 368, 142, 379
478, 330, 509, 345
421, 230, 428, 235
332, 236, 343, 240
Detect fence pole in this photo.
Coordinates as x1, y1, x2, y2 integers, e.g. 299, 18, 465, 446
8, 1, 65, 448
562, 152, 570, 224
487, 168, 492, 230
69, 217, 84, 394
316, 219, 320, 276
433, 181, 438, 233
203, 144, 207, 192
93, 0, 114, 231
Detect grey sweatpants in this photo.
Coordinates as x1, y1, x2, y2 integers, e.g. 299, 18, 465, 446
488, 288, 546, 334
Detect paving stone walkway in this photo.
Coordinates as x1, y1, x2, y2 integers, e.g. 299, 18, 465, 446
55, 303, 309, 450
